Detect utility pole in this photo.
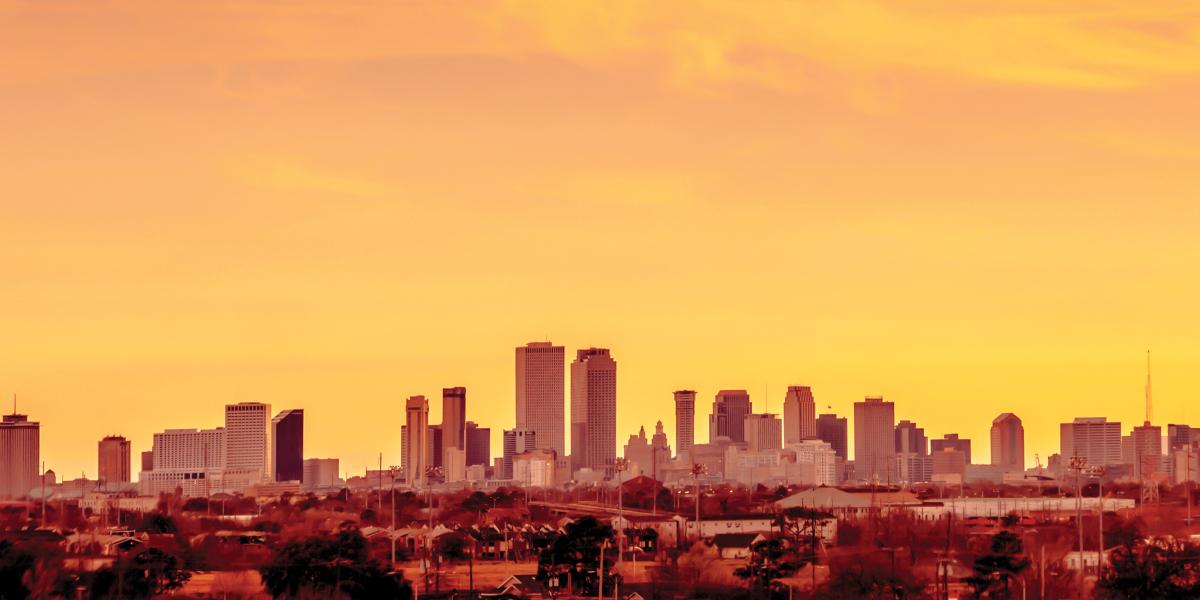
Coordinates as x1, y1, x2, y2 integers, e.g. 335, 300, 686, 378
614, 457, 628, 564
690, 463, 706, 542
389, 465, 400, 568
1094, 467, 1106, 576
1069, 455, 1086, 599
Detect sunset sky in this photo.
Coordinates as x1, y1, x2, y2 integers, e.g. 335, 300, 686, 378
3, 1, 1200, 479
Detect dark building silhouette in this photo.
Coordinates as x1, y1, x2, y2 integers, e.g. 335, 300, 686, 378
466, 421, 491, 467
141, 450, 154, 472
271, 410, 304, 482
931, 433, 971, 465
815, 413, 848, 460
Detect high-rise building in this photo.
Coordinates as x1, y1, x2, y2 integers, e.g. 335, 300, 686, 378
674, 390, 696, 460
1167, 424, 1196, 452
931, 434, 972, 465
1131, 421, 1163, 480
571, 348, 617, 476
816, 413, 848, 460
791, 439, 838, 486
853, 396, 895, 484
0, 412, 39, 499
141, 427, 225, 496
931, 447, 967, 484
465, 422, 491, 468
783, 386, 817, 444
516, 342, 565, 456
404, 396, 430, 485
427, 424, 444, 468
744, 413, 783, 452
302, 458, 340, 491
895, 420, 929, 484
990, 413, 1024, 473
140, 450, 154, 472
502, 428, 537, 480
224, 403, 271, 480
98, 435, 131, 488
271, 410, 304, 482
442, 387, 467, 463
709, 390, 752, 444
1060, 417, 1122, 467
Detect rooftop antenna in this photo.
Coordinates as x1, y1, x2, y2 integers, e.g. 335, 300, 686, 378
1145, 350, 1153, 424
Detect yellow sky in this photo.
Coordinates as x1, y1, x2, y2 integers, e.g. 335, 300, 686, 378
3, 1, 1200, 478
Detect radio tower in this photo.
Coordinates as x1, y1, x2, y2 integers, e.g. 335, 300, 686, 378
1141, 350, 1159, 505
1145, 349, 1153, 424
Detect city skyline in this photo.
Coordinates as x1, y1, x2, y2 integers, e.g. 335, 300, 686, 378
0, 345, 1186, 482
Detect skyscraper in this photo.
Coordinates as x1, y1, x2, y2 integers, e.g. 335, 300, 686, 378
709, 390, 752, 443
271, 409, 304, 482
141, 427, 225, 497
853, 396, 895, 484
816, 413, 848, 460
990, 413, 1024, 473
442, 387, 467, 458
0, 412, 39, 499
1060, 417, 1123, 467
895, 420, 929, 484
465, 421, 491, 467
744, 413, 783, 452
224, 402, 271, 480
502, 428, 537, 480
98, 435, 131, 488
404, 396, 430, 485
571, 347, 617, 476
674, 390, 696, 460
1131, 421, 1163, 480
516, 342, 565, 456
783, 385, 816, 444
930, 433, 972, 465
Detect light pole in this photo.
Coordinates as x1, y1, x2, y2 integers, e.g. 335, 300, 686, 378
614, 458, 629, 564
424, 465, 443, 595
389, 465, 400, 568
690, 463, 707, 542
1068, 455, 1087, 598
1090, 466, 1106, 576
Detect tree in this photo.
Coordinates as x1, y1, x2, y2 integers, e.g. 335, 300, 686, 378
537, 516, 615, 595
965, 530, 1031, 599
818, 554, 927, 600
733, 537, 806, 595
1097, 540, 1200, 599
88, 547, 192, 598
259, 523, 411, 599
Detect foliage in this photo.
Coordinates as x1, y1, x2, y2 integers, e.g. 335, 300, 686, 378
536, 516, 615, 595
1097, 540, 1200, 599
965, 530, 1031, 599
88, 547, 192, 599
733, 538, 806, 592
817, 554, 927, 600
259, 523, 411, 599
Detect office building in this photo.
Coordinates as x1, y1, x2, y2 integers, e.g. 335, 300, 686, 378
674, 390, 696, 460
466, 421, 491, 467
224, 402, 271, 481
140, 450, 154, 473
502, 428, 537, 480
932, 447, 967, 484
745, 413, 783, 452
816, 413, 848, 460
516, 342, 565, 456
1131, 421, 1163, 480
1060, 417, 1122, 467
931, 434, 972, 465
98, 435, 131, 488
271, 410, 304, 482
571, 347, 617, 475
709, 390, 752, 444
990, 413, 1024, 473
0, 412, 39, 499
513, 450, 557, 487
853, 396, 895, 484
404, 396, 430, 485
442, 387, 467, 463
783, 386, 816, 444
790, 439, 838, 487
303, 458, 340, 491
895, 420, 929, 484
141, 427, 225, 496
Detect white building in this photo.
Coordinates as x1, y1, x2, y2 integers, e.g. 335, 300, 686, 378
224, 403, 271, 486
140, 427, 226, 496
513, 450, 557, 487
789, 440, 838, 487
744, 413, 783, 452
1060, 417, 1122, 467
516, 342, 566, 457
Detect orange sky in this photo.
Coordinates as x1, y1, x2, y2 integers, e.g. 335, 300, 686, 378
3, 1, 1200, 479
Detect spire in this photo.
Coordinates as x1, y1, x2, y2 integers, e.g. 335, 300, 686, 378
1145, 349, 1153, 424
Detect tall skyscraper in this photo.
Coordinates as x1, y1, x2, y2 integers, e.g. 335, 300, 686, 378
516, 342, 565, 456
271, 409, 304, 482
502, 428, 537, 480
783, 386, 816, 444
990, 413, 1024, 473
709, 390, 752, 443
931, 433, 972, 465
141, 427, 225, 496
674, 390, 696, 460
744, 413, 783, 452
442, 387, 467, 459
571, 348, 617, 476
853, 396, 896, 484
224, 402, 271, 480
0, 412, 39, 499
1060, 417, 1123, 467
404, 396, 430, 485
465, 421, 491, 467
816, 413, 848, 460
98, 435, 131, 488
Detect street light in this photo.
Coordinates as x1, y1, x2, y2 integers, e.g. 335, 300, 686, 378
690, 463, 707, 541
1088, 466, 1106, 576
423, 465, 444, 595
614, 458, 629, 564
